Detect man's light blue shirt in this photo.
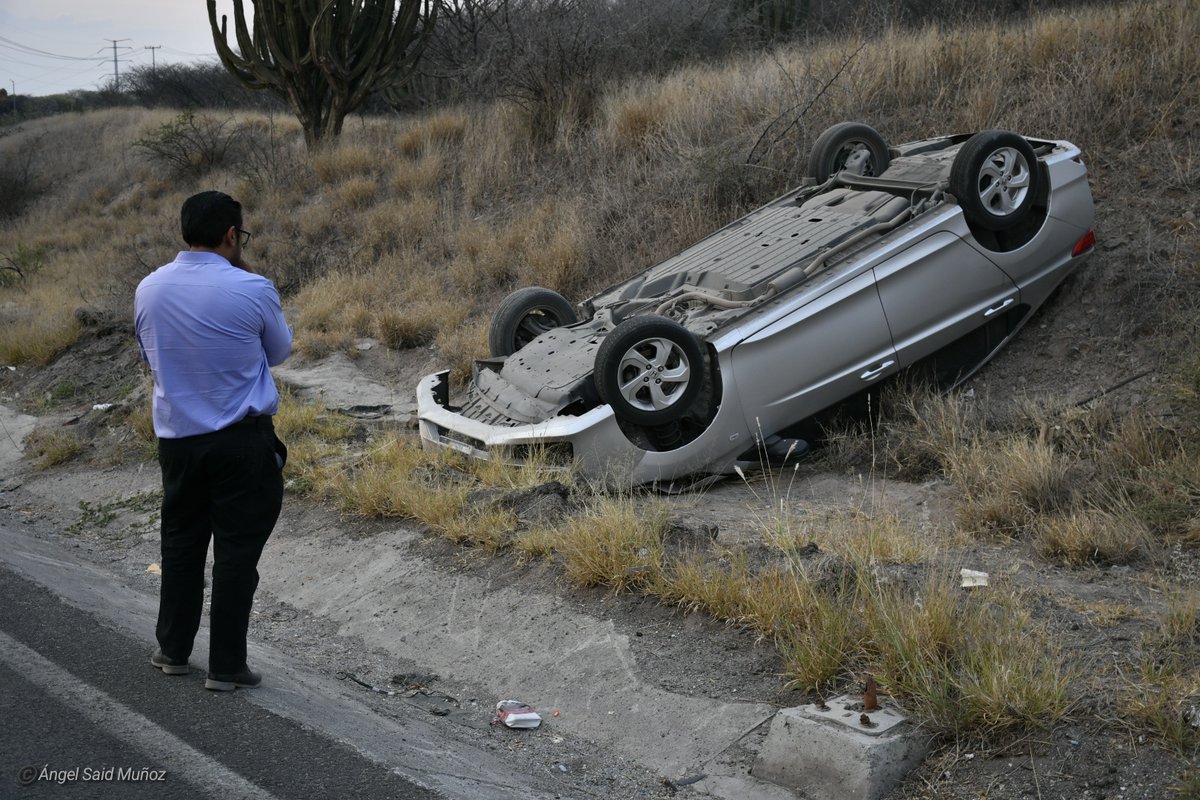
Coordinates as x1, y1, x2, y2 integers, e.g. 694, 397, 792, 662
135, 251, 292, 438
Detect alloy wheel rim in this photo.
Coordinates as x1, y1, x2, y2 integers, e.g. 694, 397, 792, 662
616, 337, 691, 412
977, 146, 1031, 216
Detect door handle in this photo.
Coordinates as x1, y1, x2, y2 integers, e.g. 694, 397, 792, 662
860, 360, 895, 381
984, 297, 1016, 317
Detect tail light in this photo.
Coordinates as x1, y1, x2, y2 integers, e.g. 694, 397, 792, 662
1071, 229, 1096, 257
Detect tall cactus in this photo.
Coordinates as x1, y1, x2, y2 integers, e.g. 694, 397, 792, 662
207, 0, 439, 148
734, 0, 809, 39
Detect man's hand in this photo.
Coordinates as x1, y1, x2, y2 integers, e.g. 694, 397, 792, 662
231, 255, 257, 274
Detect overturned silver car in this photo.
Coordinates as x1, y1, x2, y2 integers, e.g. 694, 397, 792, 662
418, 123, 1096, 483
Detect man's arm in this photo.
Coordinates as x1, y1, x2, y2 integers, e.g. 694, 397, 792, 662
259, 284, 292, 366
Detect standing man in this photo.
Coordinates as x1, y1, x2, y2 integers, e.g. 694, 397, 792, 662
135, 191, 292, 691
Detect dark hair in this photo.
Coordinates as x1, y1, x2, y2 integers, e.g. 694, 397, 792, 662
180, 191, 242, 248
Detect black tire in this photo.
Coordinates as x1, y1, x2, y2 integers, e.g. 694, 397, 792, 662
488, 287, 578, 357
950, 130, 1041, 232
594, 315, 705, 427
807, 122, 891, 182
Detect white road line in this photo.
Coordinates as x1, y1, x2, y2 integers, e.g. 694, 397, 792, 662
0, 630, 281, 800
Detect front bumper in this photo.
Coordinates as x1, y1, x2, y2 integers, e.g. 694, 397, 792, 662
416, 371, 644, 476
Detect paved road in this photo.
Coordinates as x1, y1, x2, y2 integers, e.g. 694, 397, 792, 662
0, 562, 437, 800
0, 517, 566, 800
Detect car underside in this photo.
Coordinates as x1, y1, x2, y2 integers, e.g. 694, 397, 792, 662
418, 124, 1096, 484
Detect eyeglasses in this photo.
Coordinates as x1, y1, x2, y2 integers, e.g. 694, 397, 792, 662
236, 228, 253, 247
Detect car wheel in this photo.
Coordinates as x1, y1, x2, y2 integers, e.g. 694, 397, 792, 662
594, 315, 705, 427
807, 122, 891, 182
488, 287, 579, 357
950, 130, 1041, 232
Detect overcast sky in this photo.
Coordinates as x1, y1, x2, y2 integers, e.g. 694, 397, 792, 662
0, 1, 252, 96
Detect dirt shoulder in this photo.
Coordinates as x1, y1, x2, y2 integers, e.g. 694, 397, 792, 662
1, 327, 1195, 799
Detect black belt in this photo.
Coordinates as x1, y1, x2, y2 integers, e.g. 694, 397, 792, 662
229, 414, 273, 429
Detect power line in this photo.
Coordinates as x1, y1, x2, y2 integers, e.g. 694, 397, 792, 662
160, 47, 219, 58
0, 35, 107, 62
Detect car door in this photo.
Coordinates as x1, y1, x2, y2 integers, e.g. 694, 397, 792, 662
873, 232, 1019, 368
729, 270, 899, 437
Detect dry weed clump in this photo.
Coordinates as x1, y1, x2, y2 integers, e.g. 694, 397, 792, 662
396, 110, 469, 158
391, 153, 444, 199
290, 272, 380, 356
556, 495, 668, 592
863, 572, 1073, 735
766, 506, 938, 566
311, 143, 375, 183
950, 437, 1074, 537
1119, 586, 1200, 754
1156, 587, 1200, 648
820, 385, 979, 481
325, 433, 471, 531
656, 553, 816, 639
0, 308, 80, 366
333, 176, 378, 211
1122, 658, 1200, 755
1034, 510, 1146, 567
778, 587, 863, 693
24, 428, 83, 469
433, 321, 489, 386
272, 389, 361, 495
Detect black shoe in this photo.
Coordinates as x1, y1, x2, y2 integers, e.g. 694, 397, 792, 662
204, 667, 262, 691
150, 649, 190, 676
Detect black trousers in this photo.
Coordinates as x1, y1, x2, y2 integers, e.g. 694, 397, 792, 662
155, 416, 286, 674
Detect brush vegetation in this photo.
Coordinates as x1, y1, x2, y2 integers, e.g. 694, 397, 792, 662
1, 0, 1198, 767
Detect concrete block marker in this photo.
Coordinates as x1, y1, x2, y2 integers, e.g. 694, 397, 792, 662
751, 694, 929, 799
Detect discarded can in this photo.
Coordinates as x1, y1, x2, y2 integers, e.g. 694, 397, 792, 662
494, 700, 542, 729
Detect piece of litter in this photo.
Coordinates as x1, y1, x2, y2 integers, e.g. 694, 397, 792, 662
553, 710, 560, 717
146, 563, 161, 575
494, 700, 542, 729
960, 568, 989, 587
336, 671, 396, 696
92, 403, 115, 412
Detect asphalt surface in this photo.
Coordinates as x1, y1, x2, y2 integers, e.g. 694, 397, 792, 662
0, 562, 438, 800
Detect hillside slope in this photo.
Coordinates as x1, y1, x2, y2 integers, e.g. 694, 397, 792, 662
1, 2, 1198, 797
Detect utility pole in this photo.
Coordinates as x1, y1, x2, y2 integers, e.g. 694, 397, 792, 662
105, 38, 130, 91
144, 45, 162, 72
9, 80, 15, 115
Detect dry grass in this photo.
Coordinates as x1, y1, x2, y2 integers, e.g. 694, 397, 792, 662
24, 428, 83, 468
1034, 510, 1147, 566
311, 143, 375, 183
4, 1, 1196, 369
1123, 657, 1200, 755
556, 495, 667, 591
765, 506, 939, 566
122, 377, 1084, 742
863, 572, 1073, 735
656, 553, 815, 638
951, 438, 1075, 537
1, 0, 1198, 755
396, 110, 469, 158
0, 310, 80, 366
